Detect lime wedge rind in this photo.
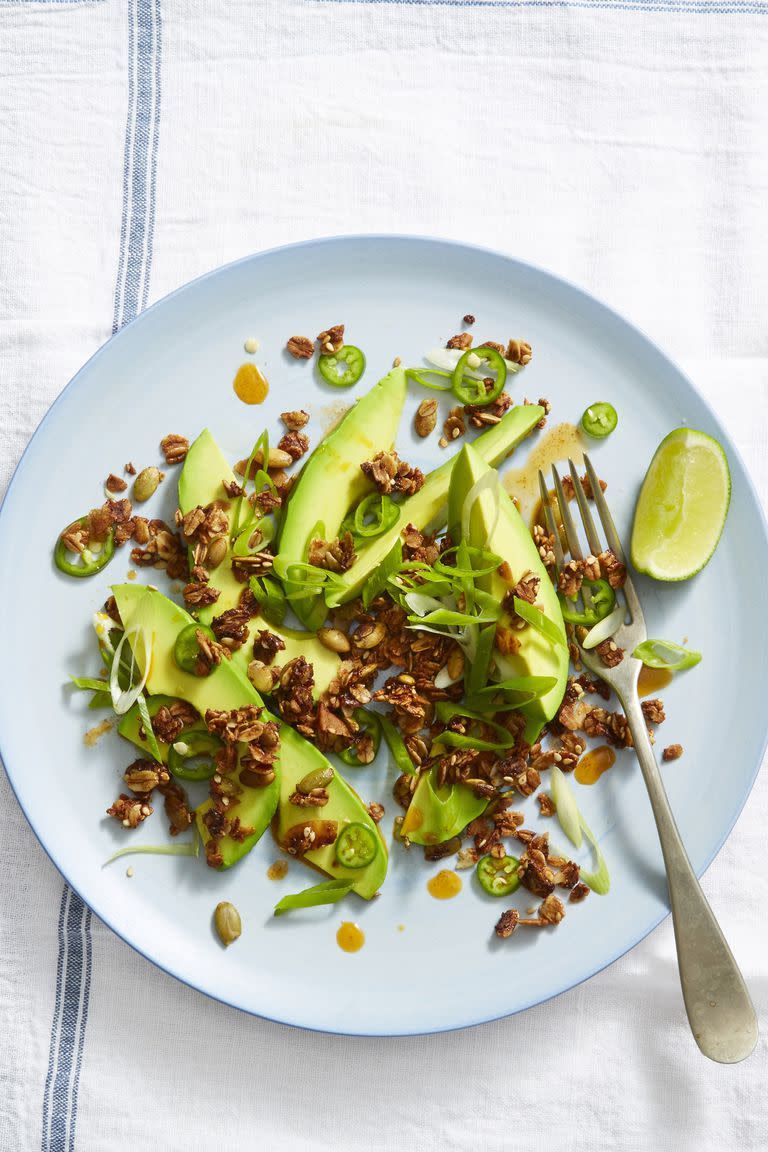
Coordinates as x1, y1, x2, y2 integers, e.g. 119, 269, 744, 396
630, 428, 731, 582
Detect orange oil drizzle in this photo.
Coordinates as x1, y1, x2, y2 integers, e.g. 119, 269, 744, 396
427, 870, 463, 900
575, 745, 616, 785
337, 922, 365, 952
504, 422, 584, 518
638, 665, 674, 698
233, 362, 269, 405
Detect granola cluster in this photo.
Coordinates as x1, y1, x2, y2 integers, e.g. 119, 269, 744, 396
361, 450, 425, 497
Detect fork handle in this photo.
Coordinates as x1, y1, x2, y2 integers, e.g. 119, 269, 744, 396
623, 696, 757, 1063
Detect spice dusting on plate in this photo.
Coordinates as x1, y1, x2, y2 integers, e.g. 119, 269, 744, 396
638, 665, 674, 697
427, 870, 462, 900
84, 719, 112, 747
267, 860, 289, 880
504, 422, 583, 519
337, 922, 365, 952
575, 745, 616, 786
318, 399, 352, 435
233, 362, 269, 405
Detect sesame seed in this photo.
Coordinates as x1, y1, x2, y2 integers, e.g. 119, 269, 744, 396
122, 819, 130, 827
392, 356, 402, 368
126, 866, 134, 878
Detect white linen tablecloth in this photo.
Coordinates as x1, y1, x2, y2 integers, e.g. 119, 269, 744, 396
1, 1, 766, 1149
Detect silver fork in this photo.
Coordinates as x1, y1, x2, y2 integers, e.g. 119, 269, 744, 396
540, 455, 758, 1064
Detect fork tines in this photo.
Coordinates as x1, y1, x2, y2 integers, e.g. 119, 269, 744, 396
538, 455, 641, 625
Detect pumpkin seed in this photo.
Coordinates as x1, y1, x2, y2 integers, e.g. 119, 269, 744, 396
214, 901, 241, 947
297, 766, 335, 794
132, 466, 162, 503
317, 627, 351, 653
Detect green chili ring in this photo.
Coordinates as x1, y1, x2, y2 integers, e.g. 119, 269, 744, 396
335, 822, 379, 869
54, 518, 115, 578
338, 709, 382, 767
318, 345, 366, 388
174, 623, 216, 674
558, 578, 615, 626
352, 493, 400, 539
452, 347, 507, 407
167, 730, 222, 781
581, 401, 618, 439
476, 854, 520, 897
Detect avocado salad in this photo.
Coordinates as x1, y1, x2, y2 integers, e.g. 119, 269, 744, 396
58, 322, 687, 944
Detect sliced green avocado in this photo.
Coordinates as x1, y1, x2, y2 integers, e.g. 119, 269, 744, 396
277, 366, 408, 624
448, 443, 568, 736
273, 743, 387, 900
326, 403, 544, 607
112, 583, 385, 893
118, 693, 201, 763
402, 767, 488, 847
177, 428, 340, 695
113, 584, 278, 866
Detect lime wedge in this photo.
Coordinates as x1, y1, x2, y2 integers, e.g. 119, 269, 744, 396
630, 428, 730, 581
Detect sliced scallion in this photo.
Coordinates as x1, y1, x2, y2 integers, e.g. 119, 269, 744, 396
513, 598, 567, 648
273, 878, 354, 916
550, 764, 583, 849
632, 639, 701, 671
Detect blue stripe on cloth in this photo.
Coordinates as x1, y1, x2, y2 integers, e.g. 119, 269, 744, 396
113, 0, 163, 331
314, 0, 768, 13
41, 1, 162, 1148
0, 2, 105, 6
40, 888, 69, 1151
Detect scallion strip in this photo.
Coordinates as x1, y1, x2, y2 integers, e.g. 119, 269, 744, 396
434, 703, 517, 751
465, 623, 496, 696
273, 878, 354, 916
405, 367, 453, 391
550, 765, 583, 849
250, 576, 288, 626
363, 540, 403, 609
70, 676, 110, 692
632, 639, 702, 671
433, 545, 503, 580
408, 607, 500, 629
103, 837, 199, 866
580, 816, 611, 894
137, 694, 163, 764
379, 713, 417, 775
231, 429, 269, 542
513, 598, 567, 648
272, 560, 344, 600
465, 675, 558, 711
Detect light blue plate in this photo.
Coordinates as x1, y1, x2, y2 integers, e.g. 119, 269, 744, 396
1, 236, 765, 1035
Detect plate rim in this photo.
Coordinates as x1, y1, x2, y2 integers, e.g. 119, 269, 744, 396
2, 232, 766, 1036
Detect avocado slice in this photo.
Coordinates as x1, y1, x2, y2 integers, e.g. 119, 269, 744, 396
401, 768, 488, 847
326, 403, 545, 607
276, 366, 408, 624
448, 443, 568, 736
118, 693, 201, 763
112, 584, 386, 893
177, 428, 340, 695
